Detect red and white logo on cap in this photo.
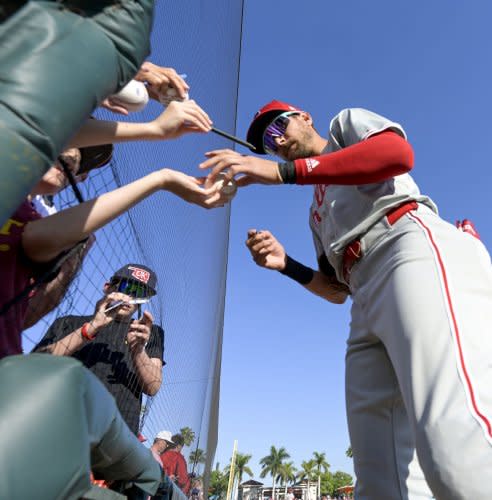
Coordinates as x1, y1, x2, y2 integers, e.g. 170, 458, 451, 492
128, 266, 150, 283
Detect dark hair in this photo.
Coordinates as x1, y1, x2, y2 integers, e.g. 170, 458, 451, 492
171, 433, 185, 446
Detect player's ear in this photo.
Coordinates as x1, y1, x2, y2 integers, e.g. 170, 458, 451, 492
103, 282, 111, 293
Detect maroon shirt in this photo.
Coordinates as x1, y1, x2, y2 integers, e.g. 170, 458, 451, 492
160, 449, 190, 494
0, 200, 42, 358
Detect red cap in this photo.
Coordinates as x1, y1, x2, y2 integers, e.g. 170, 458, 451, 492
246, 100, 303, 154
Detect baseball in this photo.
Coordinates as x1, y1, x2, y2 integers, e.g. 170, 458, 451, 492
214, 173, 237, 201
110, 80, 149, 112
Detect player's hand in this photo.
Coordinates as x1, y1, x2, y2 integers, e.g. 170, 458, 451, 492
149, 100, 212, 139
158, 168, 219, 209
91, 292, 132, 331
246, 229, 287, 270
127, 311, 153, 354
135, 62, 189, 101
200, 149, 283, 187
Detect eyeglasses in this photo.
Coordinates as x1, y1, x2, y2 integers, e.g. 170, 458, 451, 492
111, 278, 149, 298
263, 111, 299, 155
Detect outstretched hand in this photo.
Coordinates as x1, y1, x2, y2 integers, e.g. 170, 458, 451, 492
159, 168, 224, 209
135, 62, 189, 101
151, 100, 212, 139
200, 149, 282, 188
245, 229, 286, 270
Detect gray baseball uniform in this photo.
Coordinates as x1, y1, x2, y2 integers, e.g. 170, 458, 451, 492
309, 108, 492, 499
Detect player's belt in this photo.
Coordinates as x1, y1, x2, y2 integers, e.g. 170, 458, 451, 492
342, 201, 418, 283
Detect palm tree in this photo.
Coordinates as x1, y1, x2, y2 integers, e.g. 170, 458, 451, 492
180, 426, 196, 446
345, 446, 353, 458
277, 461, 297, 495
297, 460, 317, 500
312, 452, 330, 500
234, 452, 254, 486
190, 448, 206, 475
259, 446, 290, 500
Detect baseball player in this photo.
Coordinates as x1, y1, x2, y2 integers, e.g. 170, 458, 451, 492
200, 101, 492, 499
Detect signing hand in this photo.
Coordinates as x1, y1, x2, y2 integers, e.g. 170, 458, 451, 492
135, 62, 189, 101
246, 229, 286, 270
149, 100, 212, 139
127, 310, 153, 354
200, 149, 282, 187
91, 292, 132, 331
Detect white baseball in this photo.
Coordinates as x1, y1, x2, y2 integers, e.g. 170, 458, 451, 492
214, 173, 237, 201
110, 80, 149, 112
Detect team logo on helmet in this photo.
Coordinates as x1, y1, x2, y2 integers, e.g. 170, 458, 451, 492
128, 266, 150, 283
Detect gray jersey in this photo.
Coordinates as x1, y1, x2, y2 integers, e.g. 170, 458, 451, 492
309, 108, 437, 274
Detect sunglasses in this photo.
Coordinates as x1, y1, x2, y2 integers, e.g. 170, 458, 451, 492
263, 111, 299, 155
111, 278, 150, 299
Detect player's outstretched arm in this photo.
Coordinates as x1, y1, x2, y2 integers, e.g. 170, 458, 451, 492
22, 169, 216, 263
201, 132, 412, 187
201, 150, 282, 187
69, 100, 213, 148
245, 229, 348, 304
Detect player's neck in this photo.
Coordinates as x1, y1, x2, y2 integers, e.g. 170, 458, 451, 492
312, 135, 329, 155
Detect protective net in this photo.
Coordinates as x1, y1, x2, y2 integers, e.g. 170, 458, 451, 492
13, 0, 245, 493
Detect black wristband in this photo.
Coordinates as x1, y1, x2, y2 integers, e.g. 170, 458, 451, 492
279, 255, 314, 285
278, 161, 297, 184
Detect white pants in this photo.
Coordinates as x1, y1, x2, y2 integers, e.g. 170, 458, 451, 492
346, 205, 492, 499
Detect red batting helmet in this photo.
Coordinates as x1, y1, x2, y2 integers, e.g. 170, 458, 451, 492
246, 100, 303, 154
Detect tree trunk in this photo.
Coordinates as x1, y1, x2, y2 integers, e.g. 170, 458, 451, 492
236, 472, 243, 500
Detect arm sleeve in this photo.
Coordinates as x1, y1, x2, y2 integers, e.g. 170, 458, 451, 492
280, 108, 412, 185
292, 130, 413, 185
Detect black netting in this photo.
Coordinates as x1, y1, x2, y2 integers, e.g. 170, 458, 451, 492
10, 0, 245, 493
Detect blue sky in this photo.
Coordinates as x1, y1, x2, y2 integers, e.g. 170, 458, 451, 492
213, 0, 492, 480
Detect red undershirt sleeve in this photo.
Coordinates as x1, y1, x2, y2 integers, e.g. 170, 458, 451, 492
289, 130, 414, 185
